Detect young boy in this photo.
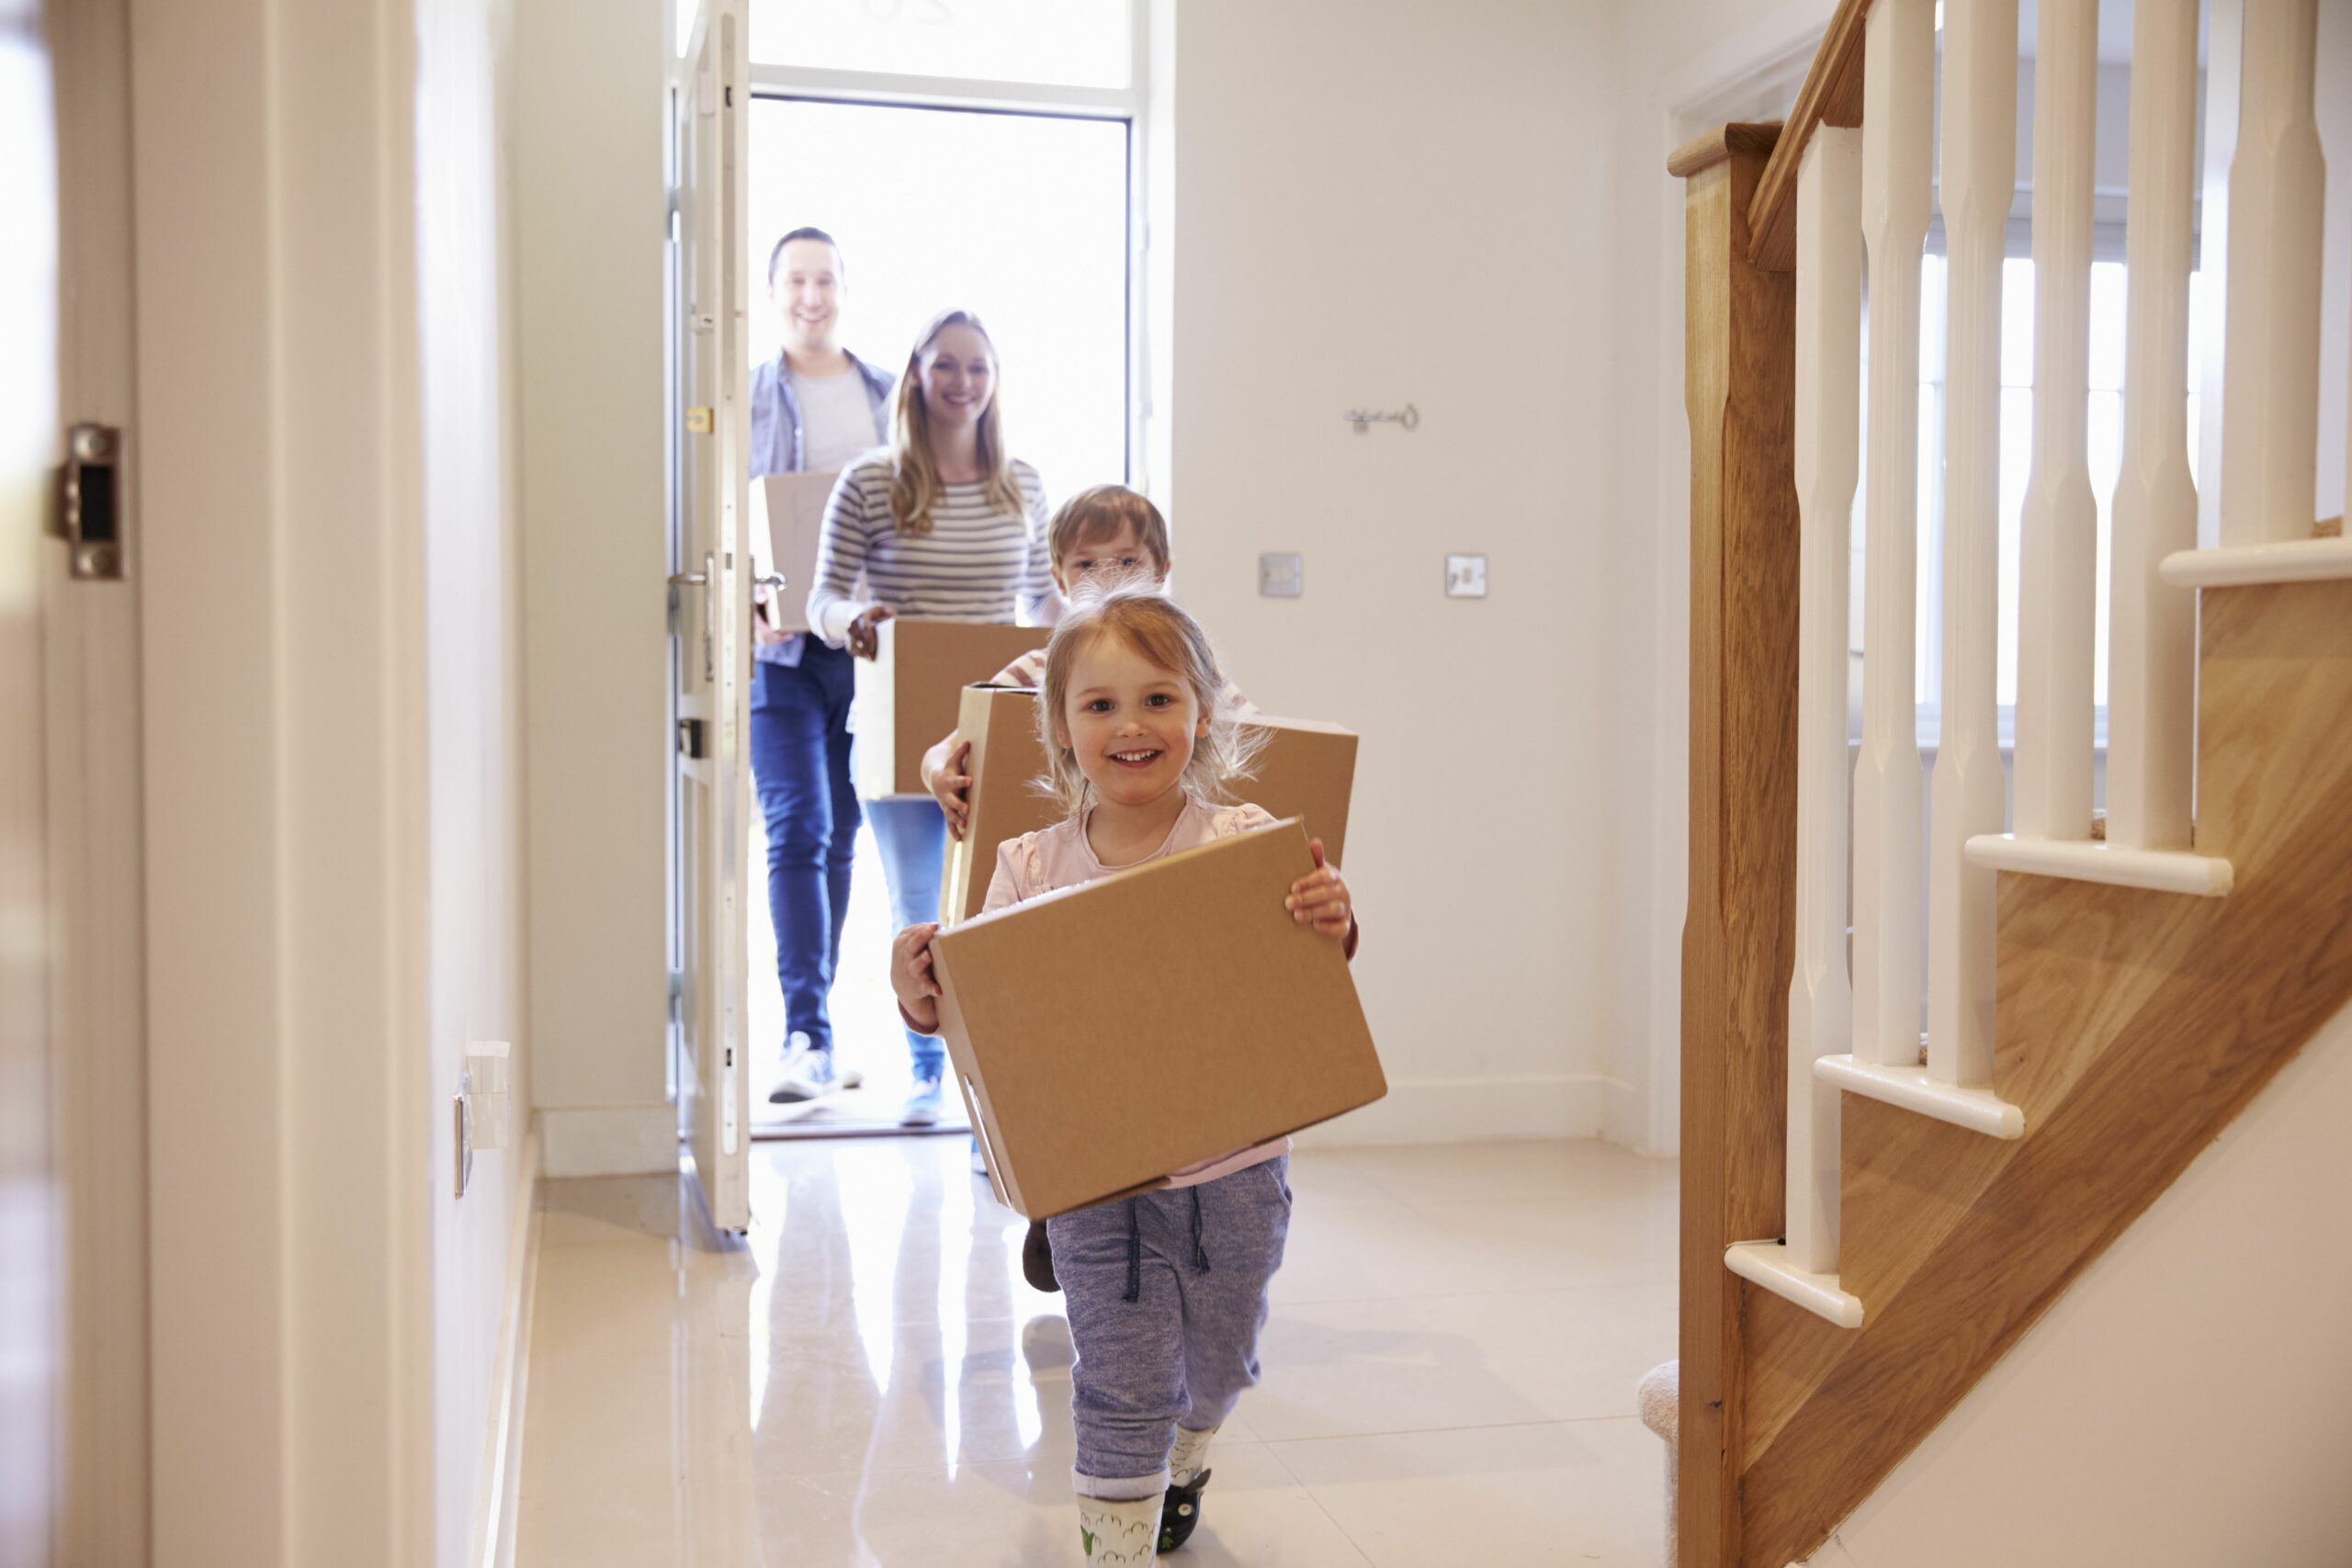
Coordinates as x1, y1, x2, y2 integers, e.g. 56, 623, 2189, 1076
920, 484, 1249, 840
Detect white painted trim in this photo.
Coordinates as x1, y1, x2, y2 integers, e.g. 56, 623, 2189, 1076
1815, 1055, 2028, 1139
1725, 1240, 1867, 1328
471, 1122, 543, 1568
539, 1105, 679, 1178
2157, 536, 2352, 587
1292, 1076, 1618, 1148
1963, 832, 2234, 896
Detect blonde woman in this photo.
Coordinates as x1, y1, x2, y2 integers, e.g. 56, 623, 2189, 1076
807, 309, 1059, 1126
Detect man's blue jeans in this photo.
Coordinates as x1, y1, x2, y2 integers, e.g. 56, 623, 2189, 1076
863, 793, 946, 1081
749, 644, 859, 1056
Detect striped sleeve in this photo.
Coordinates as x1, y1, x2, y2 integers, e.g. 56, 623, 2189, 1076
807, 459, 883, 647
1015, 466, 1061, 626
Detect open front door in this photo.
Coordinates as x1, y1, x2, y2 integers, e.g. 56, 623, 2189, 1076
673, 0, 751, 1233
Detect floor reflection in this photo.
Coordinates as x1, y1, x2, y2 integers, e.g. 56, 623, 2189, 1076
519, 1137, 1679, 1567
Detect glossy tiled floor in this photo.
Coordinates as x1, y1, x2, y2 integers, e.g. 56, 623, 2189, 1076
515, 1137, 1678, 1566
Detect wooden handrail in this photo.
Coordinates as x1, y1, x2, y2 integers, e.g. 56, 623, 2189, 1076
1746, 0, 1874, 271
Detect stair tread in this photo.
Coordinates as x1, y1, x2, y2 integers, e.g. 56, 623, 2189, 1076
1964, 833, 2233, 896
1816, 1055, 2026, 1138
1725, 1241, 1865, 1329
2159, 536, 2352, 589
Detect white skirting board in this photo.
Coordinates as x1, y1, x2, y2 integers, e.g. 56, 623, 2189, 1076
472, 1121, 542, 1568
1291, 1075, 1619, 1146
538, 1103, 677, 1177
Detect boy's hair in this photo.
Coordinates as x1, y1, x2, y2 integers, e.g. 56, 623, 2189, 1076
1046, 485, 1171, 575
1035, 582, 1262, 818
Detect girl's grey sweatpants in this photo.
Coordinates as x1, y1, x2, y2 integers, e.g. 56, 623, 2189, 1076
1046, 1155, 1292, 1495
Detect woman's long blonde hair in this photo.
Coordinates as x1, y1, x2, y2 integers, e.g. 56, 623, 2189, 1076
888, 309, 1025, 536
1035, 581, 1265, 818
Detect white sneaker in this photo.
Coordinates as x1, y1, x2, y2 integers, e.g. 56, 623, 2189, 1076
770, 1033, 860, 1103
899, 1072, 945, 1126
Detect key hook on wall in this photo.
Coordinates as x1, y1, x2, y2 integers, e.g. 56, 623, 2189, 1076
1345, 403, 1419, 435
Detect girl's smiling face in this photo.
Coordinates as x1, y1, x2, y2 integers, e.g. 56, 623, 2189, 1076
1059, 631, 1209, 810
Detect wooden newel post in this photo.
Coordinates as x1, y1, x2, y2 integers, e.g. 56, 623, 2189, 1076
1668, 121, 1801, 1568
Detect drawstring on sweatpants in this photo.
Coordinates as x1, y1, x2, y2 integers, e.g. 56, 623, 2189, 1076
1120, 1190, 1215, 1305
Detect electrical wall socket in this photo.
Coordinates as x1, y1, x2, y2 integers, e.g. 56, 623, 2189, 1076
466, 1042, 512, 1152
1259, 552, 1305, 598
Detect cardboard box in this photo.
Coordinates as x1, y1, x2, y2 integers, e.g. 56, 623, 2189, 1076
936, 683, 1062, 926
751, 470, 839, 636
932, 818, 1385, 1219
937, 691, 1361, 926
853, 617, 1050, 799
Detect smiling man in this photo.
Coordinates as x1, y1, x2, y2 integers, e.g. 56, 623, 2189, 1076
748, 227, 894, 1107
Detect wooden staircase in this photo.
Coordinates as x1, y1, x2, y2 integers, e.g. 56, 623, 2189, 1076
1739, 576, 2352, 1564
1669, 3, 2352, 1562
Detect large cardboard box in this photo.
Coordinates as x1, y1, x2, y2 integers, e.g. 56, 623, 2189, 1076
853, 617, 1050, 799
937, 689, 1360, 926
751, 470, 838, 636
932, 818, 1385, 1219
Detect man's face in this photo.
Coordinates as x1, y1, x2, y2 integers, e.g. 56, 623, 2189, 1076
772, 239, 842, 355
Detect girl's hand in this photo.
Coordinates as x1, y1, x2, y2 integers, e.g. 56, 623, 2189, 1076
1286, 839, 1352, 941
890, 921, 944, 1030
930, 739, 974, 840
847, 603, 898, 660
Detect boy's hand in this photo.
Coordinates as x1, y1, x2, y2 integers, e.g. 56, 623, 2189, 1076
930, 739, 974, 840
847, 603, 898, 659
890, 921, 944, 1030
1286, 839, 1352, 941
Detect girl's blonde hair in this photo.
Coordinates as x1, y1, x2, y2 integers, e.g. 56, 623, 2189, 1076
1035, 582, 1263, 818
888, 309, 1025, 536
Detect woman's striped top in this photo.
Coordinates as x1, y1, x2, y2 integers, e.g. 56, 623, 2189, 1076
805, 451, 1057, 645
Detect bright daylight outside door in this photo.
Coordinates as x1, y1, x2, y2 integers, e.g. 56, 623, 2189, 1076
674, 0, 753, 1233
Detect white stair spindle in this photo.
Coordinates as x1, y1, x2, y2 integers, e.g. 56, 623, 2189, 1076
2108, 0, 2201, 852
1853, 0, 1934, 1067
1927, 0, 2018, 1089
2013, 0, 2099, 843
1789, 126, 1862, 1276
2220, 0, 2324, 547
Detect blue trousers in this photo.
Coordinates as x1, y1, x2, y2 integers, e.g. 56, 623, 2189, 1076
863, 793, 946, 1079
749, 644, 859, 1055
1047, 1157, 1292, 1489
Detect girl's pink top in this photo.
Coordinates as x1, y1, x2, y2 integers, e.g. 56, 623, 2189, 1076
981, 797, 1293, 1189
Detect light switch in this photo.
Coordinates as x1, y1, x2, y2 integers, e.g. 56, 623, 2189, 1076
1445, 554, 1488, 598
1259, 552, 1305, 599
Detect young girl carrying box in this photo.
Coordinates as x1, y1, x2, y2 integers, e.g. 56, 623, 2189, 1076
889, 585, 1355, 1564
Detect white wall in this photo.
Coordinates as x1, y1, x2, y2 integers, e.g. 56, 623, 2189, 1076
416, 0, 536, 1562
513, 0, 674, 1175
133, 0, 534, 1560
1157, 0, 1640, 1145
1800, 1001, 2352, 1567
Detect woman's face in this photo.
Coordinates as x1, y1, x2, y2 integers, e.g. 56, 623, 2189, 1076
917, 323, 995, 434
